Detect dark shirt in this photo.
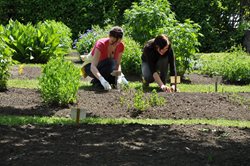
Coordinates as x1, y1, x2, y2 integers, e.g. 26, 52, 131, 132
141, 39, 176, 76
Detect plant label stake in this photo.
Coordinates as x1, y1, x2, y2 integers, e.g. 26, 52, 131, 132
214, 76, 222, 92
70, 108, 87, 124
170, 54, 180, 92
170, 76, 180, 92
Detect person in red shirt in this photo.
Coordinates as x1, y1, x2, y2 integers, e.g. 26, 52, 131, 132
84, 26, 128, 90
141, 34, 177, 92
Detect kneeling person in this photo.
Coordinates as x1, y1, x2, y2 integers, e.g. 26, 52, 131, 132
83, 26, 128, 90
141, 34, 177, 92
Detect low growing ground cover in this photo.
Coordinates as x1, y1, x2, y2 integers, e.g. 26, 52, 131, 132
0, 55, 250, 165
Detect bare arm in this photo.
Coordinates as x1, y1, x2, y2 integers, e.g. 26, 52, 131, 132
90, 48, 102, 79
153, 72, 173, 92
115, 52, 123, 72
153, 72, 164, 88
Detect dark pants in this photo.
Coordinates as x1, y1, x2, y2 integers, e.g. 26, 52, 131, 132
84, 58, 117, 84
141, 56, 169, 84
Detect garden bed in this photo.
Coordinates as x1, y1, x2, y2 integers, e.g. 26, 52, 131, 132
0, 65, 250, 165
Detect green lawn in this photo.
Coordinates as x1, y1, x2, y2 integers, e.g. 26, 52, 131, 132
8, 79, 250, 93
1, 115, 250, 128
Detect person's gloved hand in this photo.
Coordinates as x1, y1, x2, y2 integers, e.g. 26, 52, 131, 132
161, 85, 173, 92
117, 75, 129, 86
99, 76, 112, 90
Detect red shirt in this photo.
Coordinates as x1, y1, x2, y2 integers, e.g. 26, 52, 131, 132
91, 38, 124, 62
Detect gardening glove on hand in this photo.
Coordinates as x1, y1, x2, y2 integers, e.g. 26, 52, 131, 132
161, 85, 173, 93
117, 74, 129, 86
99, 76, 112, 90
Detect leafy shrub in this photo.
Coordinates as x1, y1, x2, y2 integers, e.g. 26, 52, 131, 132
1, 19, 72, 64
198, 46, 250, 84
124, 0, 175, 45
121, 36, 142, 75
39, 57, 81, 106
124, 0, 201, 76
0, 25, 13, 91
36, 20, 72, 51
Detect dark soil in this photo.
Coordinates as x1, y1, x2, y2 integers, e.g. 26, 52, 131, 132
0, 63, 250, 165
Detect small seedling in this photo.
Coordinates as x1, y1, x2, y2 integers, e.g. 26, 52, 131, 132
149, 89, 165, 106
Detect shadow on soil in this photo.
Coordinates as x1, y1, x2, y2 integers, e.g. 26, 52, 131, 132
0, 124, 249, 166
0, 105, 60, 117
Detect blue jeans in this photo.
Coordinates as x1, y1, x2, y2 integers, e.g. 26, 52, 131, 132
141, 56, 169, 84
84, 58, 117, 84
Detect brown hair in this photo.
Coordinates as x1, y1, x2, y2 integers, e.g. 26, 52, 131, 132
154, 34, 170, 49
109, 26, 124, 39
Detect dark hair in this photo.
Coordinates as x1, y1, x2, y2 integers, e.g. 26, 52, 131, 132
109, 26, 124, 39
154, 34, 170, 49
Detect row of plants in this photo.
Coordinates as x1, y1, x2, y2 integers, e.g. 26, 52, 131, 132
1, 0, 249, 52
120, 87, 165, 112
195, 46, 250, 84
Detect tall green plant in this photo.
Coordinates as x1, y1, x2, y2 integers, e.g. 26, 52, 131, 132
0, 25, 13, 91
1, 20, 71, 63
124, 0, 175, 45
124, 0, 201, 76
121, 35, 142, 75
39, 57, 81, 106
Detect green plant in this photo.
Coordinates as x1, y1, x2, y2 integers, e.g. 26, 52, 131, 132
198, 46, 250, 84
121, 35, 142, 75
1, 19, 71, 64
39, 57, 81, 106
0, 25, 13, 91
124, 0, 201, 76
133, 87, 149, 111
36, 20, 72, 50
149, 89, 165, 106
75, 25, 108, 55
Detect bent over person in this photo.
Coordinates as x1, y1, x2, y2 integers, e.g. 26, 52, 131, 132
141, 34, 177, 92
83, 26, 128, 90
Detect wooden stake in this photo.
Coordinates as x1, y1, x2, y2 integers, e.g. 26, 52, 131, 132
76, 108, 80, 124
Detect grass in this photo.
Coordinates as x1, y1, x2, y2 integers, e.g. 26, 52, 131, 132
7, 79, 250, 92
1, 115, 250, 128
3, 61, 250, 128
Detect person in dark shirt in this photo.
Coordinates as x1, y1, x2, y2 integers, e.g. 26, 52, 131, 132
141, 34, 177, 92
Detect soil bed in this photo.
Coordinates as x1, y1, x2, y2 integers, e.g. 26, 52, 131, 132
0, 64, 250, 165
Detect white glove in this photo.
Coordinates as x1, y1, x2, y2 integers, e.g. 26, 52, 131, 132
161, 85, 173, 92
117, 74, 128, 85
99, 76, 112, 90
